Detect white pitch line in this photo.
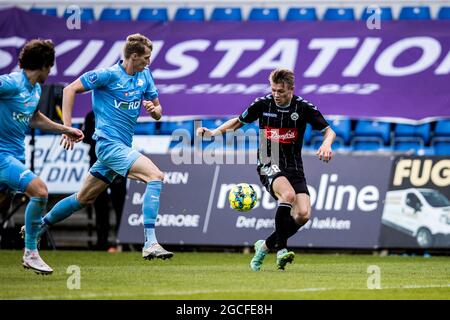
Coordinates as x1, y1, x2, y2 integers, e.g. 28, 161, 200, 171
202, 165, 220, 233
11, 284, 450, 300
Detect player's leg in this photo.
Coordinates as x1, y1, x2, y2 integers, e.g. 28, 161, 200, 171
93, 189, 111, 250
128, 155, 173, 260
289, 193, 311, 237
270, 176, 296, 270
1, 155, 53, 274
40, 171, 109, 233
21, 177, 55, 274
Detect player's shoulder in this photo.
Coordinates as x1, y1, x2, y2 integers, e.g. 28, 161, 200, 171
3, 71, 21, 85
295, 95, 319, 110
250, 94, 273, 107
141, 66, 155, 82
0, 72, 21, 90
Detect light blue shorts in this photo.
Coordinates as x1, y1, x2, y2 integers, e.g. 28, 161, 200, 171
0, 153, 38, 193
89, 138, 142, 184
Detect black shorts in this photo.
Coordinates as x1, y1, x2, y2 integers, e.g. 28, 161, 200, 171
258, 165, 310, 200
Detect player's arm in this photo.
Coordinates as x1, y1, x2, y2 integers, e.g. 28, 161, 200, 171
303, 99, 335, 162
196, 117, 244, 137
316, 126, 336, 163
60, 79, 89, 150
61, 79, 87, 127
143, 98, 162, 120
29, 110, 84, 145
196, 99, 262, 137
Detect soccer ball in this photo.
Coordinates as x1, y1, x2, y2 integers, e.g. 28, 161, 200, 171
228, 183, 257, 212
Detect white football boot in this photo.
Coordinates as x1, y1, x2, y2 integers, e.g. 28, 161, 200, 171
142, 243, 173, 260
22, 250, 53, 275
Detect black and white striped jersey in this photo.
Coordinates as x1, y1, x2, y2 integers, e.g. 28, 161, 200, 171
238, 94, 329, 174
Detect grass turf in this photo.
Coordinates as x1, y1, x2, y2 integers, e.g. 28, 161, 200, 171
0, 250, 449, 300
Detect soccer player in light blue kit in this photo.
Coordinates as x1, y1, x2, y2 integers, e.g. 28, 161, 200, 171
0, 39, 84, 274
40, 34, 173, 260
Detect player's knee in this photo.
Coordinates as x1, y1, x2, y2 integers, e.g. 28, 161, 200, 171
77, 193, 96, 206
30, 181, 48, 198
294, 207, 310, 225
279, 191, 296, 204
149, 169, 164, 182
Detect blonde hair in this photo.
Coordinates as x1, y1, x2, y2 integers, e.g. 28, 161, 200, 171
269, 68, 295, 89
124, 34, 153, 59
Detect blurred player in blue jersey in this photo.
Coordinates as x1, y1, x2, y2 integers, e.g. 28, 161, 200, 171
39, 34, 173, 261
0, 39, 84, 274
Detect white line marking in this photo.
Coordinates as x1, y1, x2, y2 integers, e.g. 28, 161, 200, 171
202, 165, 220, 233
13, 284, 450, 300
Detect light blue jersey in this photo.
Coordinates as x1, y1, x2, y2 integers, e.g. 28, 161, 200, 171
0, 70, 41, 161
80, 60, 158, 147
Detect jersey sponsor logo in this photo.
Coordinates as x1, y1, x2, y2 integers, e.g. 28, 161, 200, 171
88, 73, 98, 83
113, 99, 141, 110
264, 126, 298, 143
262, 112, 277, 118
291, 112, 299, 121
12, 111, 33, 123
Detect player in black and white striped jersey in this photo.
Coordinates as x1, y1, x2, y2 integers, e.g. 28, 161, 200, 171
197, 68, 336, 271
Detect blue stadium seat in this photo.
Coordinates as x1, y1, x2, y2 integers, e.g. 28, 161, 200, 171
432, 140, 450, 155
30, 7, 57, 16
393, 140, 423, 152
200, 118, 230, 131
63, 7, 95, 22
394, 123, 431, 144
434, 120, 450, 137
352, 140, 384, 151
303, 124, 312, 145
285, 8, 317, 21
438, 7, 450, 20
211, 8, 242, 21
360, 7, 393, 21
430, 120, 450, 155
329, 118, 352, 144
160, 121, 195, 136
174, 8, 205, 21
353, 120, 391, 144
99, 8, 132, 21
399, 6, 431, 20
248, 8, 280, 21
134, 122, 157, 135
240, 121, 259, 133
310, 118, 351, 149
324, 8, 355, 21
137, 8, 168, 22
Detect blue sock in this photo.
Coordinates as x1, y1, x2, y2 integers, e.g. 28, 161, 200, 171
143, 180, 162, 247
25, 197, 47, 250
41, 193, 84, 227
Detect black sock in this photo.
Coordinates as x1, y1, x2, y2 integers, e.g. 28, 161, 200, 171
267, 211, 307, 250
286, 216, 302, 238
265, 231, 277, 251
269, 203, 293, 250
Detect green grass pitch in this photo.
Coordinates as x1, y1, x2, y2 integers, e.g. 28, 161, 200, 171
0, 250, 449, 300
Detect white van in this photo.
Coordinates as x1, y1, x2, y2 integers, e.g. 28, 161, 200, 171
381, 188, 450, 247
